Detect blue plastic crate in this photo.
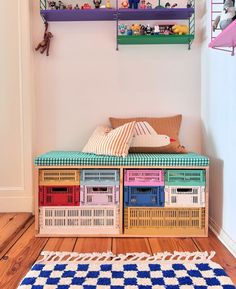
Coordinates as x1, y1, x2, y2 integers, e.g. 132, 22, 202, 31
80, 169, 119, 186
124, 186, 165, 207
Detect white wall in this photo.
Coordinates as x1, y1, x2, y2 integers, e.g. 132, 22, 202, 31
201, 3, 236, 256
0, 0, 33, 212
32, 1, 203, 155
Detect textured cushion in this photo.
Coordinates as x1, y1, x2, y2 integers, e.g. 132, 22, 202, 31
34, 152, 209, 167
109, 115, 186, 153
82, 121, 135, 157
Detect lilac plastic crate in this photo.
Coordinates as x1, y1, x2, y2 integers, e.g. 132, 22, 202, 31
124, 170, 164, 186
80, 185, 119, 206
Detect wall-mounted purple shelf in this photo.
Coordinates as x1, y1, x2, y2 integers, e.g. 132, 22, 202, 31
118, 8, 194, 20
40, 8, 194, 22
40, 9, 117, 21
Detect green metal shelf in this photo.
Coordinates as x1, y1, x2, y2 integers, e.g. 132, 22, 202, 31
117, 34, 194, 45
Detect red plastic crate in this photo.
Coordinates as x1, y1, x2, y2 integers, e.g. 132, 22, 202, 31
39, 186, 80, 206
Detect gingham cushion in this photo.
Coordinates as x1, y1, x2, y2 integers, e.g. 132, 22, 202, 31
34, 152, 209, 167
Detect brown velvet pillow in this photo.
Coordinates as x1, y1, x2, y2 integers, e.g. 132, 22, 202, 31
109, 115, 186, 153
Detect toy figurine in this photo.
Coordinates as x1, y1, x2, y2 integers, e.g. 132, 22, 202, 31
105, 0, 112, 8
131, 23, 141, 35
58, 1, 66, 9
81, 3, 92, 9
127, 28, 133, 35
74, 4, 80, 9
119, 24, 127, 34
48, 1, 58, 9
67, 4, 73, 9
187, 0, 192, 8
35, 22, 53, 56
172, 24, 189, 34
165, 2, 177, 7
121, 0, 129, 8
129, 0, 140, 9
153, 24, 160, 34
140, 0, 146, 9
146, 2, 152, 8
93, 0, 102, 8
213, 0, 236, 31
145, 24, 153, 35
140, 25, 146, 35
163, 25, 173, 34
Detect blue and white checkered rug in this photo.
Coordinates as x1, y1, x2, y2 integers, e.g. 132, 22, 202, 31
18, 251, 235, 289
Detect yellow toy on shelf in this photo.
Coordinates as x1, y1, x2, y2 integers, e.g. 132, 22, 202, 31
172, 24, 189, 35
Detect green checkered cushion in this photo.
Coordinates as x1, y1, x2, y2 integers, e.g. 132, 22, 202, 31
34, 151, 209, 167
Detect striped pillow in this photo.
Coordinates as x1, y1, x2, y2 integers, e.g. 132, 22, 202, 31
83, 122, 136, 157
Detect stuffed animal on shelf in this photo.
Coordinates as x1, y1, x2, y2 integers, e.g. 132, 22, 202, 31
81, 3, 92, 9
93, 0, 102, 8
146, 2, 152, 8
131, 24, 141, 35
165, 2, 177, 7
35, 22, 53, 56
121, 0, 129, 8
187, 0, 192, 8
58, 1, 66, 9
105, 0, 112, 8
48, 1, 58, 9
153, 24, 160, 34
119, 24, 127, 34
172, 24, 189, 35
213, 0, 236, 31
140, 0, 146, 9
140, 25, 146, 34
145, 24, 153, 34
67, 4, 73, 9
129, 0, 140, 9
74, 4, 80, 9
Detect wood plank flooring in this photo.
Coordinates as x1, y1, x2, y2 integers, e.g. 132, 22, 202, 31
0, 213, 235, 289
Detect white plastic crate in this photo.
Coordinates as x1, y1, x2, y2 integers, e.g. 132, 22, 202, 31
165, 186, 205, 207
80, 185, 119, 206
39, 206, 120, 235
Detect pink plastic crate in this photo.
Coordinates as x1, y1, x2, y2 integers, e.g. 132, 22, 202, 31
80, 185, 119, 206
124, 170, 164, 186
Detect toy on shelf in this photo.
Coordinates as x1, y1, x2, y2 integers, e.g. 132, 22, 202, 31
172, 24, 189, 34
153, 24, 160, 34
35, 22, 53, 56
93, 0, 102, 8
121, 0, 129, 8
58, 1, 66, 9
140, 25, 146, 34
187, 0, 192, 8
74, 4, 80, 9
127, 28, 133, 35
119, 24, 128, 34
159, 24, 174, 34
145, 24, 153, 34
81, 3, 92, 9
48, 1, 58, 9
67, 4, 73, 9
131, 23, 141, 35
140, 0, 146, 9
213, 0, 236, 31
129, 0, 140, 9
105, 0, 112, 8
165, 2, 177, 8
146, 2, 152, 8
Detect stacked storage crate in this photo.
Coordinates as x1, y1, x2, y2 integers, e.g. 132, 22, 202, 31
80, 169, 120, 235
124, 170, 165, 235
124, 169, 206, 236
39, 169, 120, 235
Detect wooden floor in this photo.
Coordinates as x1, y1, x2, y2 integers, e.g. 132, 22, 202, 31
0, 213, 235, 288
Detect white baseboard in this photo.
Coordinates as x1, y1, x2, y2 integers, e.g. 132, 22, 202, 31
209, 217, 236, 258
0, 196, 33, 212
